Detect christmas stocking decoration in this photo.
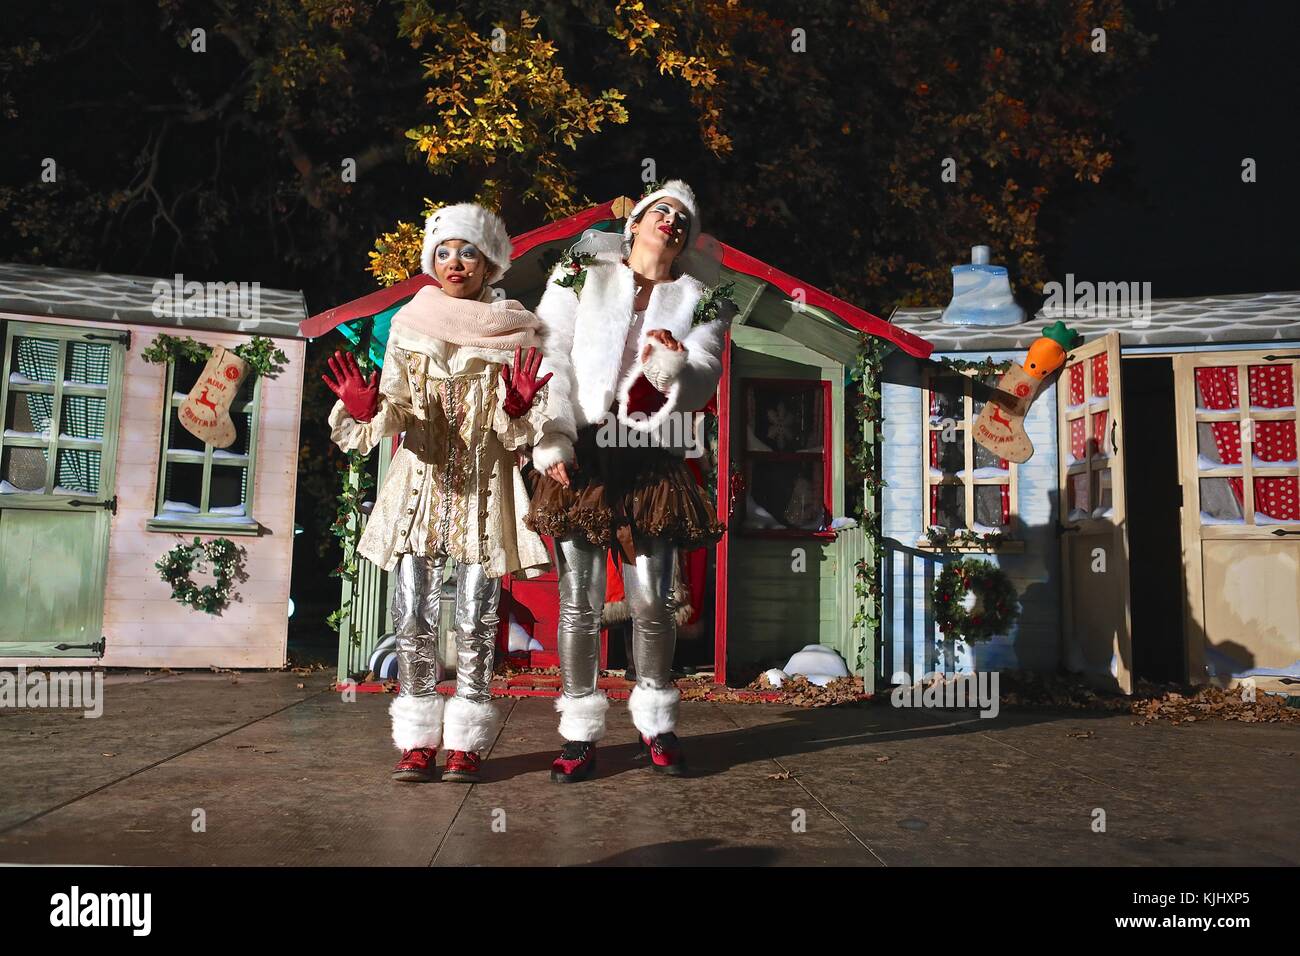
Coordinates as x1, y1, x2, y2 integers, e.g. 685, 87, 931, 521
179, 345, 250, 449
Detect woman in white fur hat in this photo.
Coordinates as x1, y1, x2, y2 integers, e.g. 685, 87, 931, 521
324, 202, 565, 784
526, 179, 731, 781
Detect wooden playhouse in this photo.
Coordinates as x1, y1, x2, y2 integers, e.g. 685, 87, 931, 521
307, 197, 934, 689
881, 291, 1300, 693
0, 263, 308, 668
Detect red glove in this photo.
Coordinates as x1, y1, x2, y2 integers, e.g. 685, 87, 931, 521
322, 350, 379, 423
500, 346, 553, 419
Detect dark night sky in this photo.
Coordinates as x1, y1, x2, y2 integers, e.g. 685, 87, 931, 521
1052, 0, 1299, 299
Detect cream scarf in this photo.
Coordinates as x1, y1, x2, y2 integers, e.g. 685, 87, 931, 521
392, 284, 541, 351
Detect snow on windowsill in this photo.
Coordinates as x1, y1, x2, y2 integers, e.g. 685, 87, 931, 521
1255, 513, 1299, 526
1197, 454, 1240, 471
1200, 512, 1245, 525
0, 481, 94, 496
152, 512, 255, 527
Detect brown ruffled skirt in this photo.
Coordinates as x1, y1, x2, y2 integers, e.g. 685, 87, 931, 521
525, 423, 725, 559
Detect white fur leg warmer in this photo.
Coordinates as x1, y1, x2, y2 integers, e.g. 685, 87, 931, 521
390, 693, 445, 751
442, 696, 502, 754
555, 692, 609, 743
627, 685, 681, 738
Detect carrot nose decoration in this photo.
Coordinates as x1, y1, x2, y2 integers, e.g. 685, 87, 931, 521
1023, 320, 1081, 380
178, 345, 250, 449
972, 322, 1080, 463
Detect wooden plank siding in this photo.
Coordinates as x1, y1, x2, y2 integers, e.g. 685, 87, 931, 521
1, 312, 306, 669
726, 324, 863, 678
880, 349, 1062, 677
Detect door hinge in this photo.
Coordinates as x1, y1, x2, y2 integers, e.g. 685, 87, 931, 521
54, 637, 105, 656
1270, 528, 1300, 537
1262, 354, 1300, 362
67, 496, 117, 515
83, 331, 131, 348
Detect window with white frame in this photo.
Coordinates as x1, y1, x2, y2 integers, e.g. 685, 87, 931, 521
149, 355, 260, 531
921, 370, 1017, 538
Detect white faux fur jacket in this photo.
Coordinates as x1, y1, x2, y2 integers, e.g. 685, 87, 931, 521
530, 250, 729, 469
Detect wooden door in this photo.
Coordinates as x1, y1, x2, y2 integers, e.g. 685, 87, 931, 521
0, 321, 126, 657
1057, 331, 1133, 692
1174, 350, 1300, 685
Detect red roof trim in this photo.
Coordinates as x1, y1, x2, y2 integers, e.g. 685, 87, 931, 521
300, 198, 933, 358
716, 243, 932, 358
507, 198, 622, 259
300, 273, 436, 339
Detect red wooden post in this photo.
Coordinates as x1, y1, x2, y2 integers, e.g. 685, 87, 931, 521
713, 331, 733, 684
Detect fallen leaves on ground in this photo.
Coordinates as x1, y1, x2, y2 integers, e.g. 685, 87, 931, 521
1131, 685, 1300, 726
998, 670, 1299, 725
1065, 730, 1095, 739
738, 673, 867, 708
287, 662, 327, 675
766, 769, 795, 780
998, 671, 1130, 711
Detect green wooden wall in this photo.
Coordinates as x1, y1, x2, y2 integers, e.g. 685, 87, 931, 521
726, 322, 871, 681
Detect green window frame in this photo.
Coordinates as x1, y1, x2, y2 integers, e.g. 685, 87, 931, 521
1, 322, 125, 506
147, 355, 262, 535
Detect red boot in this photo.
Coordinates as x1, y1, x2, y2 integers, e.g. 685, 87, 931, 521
392, 747, 438, 783
442, 750, 482, 783
550, 741, 597, 783
647, 733, 686, 776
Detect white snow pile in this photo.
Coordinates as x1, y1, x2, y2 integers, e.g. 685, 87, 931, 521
507, 614, 543, 653
781, 645, 850, 687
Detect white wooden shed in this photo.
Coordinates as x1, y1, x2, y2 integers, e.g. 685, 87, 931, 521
0, 264, 308, 668
881, 291, 1300, 694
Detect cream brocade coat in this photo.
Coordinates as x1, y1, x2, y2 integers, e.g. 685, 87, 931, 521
329, 323, 553, 579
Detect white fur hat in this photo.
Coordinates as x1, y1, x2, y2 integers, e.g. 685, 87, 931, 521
421, 203, 513, 283
624, 179, 700, 253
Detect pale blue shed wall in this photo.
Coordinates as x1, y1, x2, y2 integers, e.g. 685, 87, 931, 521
880, 349, 1062, 677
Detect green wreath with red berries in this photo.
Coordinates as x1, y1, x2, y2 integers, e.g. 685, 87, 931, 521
933, 558, 1020, 642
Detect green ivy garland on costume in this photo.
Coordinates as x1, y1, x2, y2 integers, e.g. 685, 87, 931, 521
933, 558, 1020, 643
141, 334, 289, 379
156, 537, 244, 614
553, 249, 596, 296
692, 281, 735, 327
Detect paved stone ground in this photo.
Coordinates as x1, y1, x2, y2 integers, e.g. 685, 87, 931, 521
1, 671, 1296, 866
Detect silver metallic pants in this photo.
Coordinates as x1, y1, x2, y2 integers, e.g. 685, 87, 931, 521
392, 552, 500, 703
554, 534, 677, 697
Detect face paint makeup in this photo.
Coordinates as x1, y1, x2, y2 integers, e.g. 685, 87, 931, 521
650, 203, 689, 232
435, 242, 481, 264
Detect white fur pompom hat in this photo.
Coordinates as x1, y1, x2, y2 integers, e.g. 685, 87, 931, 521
624, 179, 700, 252
421, 203, 514, 283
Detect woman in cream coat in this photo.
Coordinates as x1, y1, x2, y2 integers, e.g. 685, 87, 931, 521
326, 203, 562, 784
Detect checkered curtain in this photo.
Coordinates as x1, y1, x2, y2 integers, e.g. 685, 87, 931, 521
14, 338, 105, 494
